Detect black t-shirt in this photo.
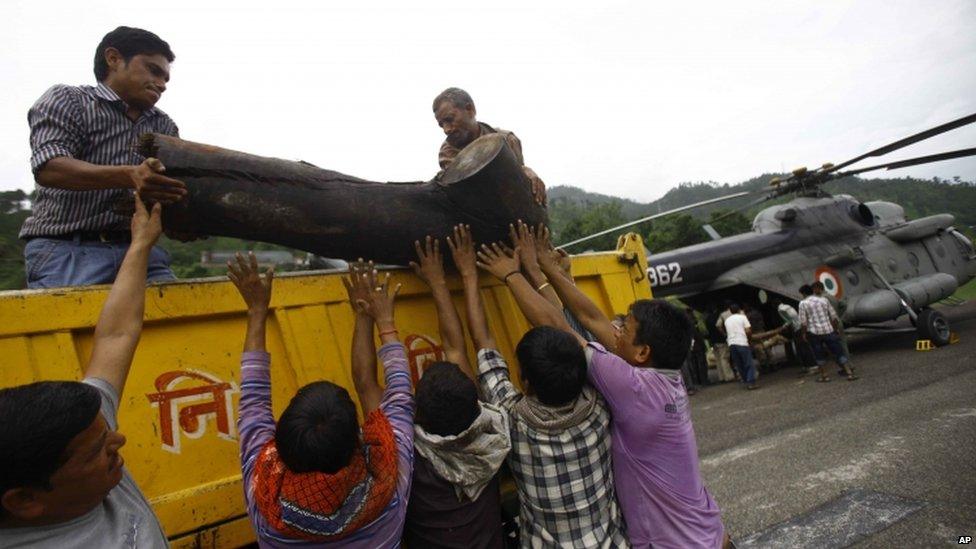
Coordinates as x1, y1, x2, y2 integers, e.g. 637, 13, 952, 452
403, 452, 504, 549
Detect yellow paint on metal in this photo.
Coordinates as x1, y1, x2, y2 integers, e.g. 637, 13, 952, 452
0, 234, 650, 547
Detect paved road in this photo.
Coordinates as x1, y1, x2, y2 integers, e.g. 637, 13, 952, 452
692, 302, 976, 548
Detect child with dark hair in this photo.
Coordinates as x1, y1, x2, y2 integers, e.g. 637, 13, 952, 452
403, 237, 511, 548
454, 225, 628, 547
487, 221, 728, 549
0, 197, 168, 547
232, 256, 415, 547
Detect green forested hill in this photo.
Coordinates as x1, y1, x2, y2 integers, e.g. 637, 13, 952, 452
1, 175, 974, 290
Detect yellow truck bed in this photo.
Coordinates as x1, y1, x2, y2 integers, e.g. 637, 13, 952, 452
0, 234, 650, 548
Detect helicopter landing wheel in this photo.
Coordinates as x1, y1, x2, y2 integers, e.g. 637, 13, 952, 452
916, 308, 951, 347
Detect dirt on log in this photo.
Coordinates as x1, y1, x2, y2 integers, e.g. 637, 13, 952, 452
138, 133, 547, 265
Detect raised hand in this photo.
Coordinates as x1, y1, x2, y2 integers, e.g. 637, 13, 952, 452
476, 242, 522, 281
355, 268, 401, 328
227, 252, 274, 314
130, 192, 163, 249
534, 224, 571, 276
509, 220, 541, 272
447, 224, 478, 279
342, 258, 374, 315
409, 236, 446, 287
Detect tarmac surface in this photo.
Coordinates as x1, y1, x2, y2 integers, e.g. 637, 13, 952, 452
692, 301, 976, 548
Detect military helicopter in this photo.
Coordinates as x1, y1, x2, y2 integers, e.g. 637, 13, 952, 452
559, 113, 976, 346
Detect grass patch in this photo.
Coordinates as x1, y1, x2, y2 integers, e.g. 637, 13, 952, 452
953, 277, 976, 300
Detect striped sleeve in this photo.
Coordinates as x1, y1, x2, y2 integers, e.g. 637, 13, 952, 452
28, 85, 85, 173
156, 112, 180, 137
237, 351, 276, 514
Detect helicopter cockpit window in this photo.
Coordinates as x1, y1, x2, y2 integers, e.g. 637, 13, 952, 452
850, 203, 874, 226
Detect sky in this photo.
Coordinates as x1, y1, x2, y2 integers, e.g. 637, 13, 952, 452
2, 0, 975, 203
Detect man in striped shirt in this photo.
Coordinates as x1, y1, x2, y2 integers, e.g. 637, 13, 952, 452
21, 26, 187, 288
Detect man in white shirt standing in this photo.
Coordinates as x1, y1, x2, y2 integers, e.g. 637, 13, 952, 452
724, 303, 758, 390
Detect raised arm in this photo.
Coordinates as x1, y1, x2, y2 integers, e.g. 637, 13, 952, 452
84, 195, 161, 396
410, 237, 471, 378
227, 252, 274, 353
534, 226, 617, 348
509, 221, 562, 310
228, 252, 277, 480
448, 224, 496, 351
342, 261, 382, 415
476, 242, 583, 345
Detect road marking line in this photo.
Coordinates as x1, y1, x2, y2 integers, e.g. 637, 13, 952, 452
736, 489, 924, 549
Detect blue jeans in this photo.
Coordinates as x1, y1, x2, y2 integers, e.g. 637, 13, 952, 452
729, 344, 756, 385
24, 237, 175, 289
808, 332, 849, 366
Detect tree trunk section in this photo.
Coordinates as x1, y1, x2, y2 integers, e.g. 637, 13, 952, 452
139, 133, 547, 265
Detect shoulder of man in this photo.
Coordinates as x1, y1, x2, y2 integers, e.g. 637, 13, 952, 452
151, 108, 180, 135
33, 84, 85, 107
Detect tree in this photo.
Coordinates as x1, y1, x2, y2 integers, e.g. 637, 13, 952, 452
707, 209, 752, 237
644, 214, 709, 253
554, 201, 626, 251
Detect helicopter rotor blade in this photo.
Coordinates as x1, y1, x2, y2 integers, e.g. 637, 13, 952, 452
556, 191, 753, 250
707, 193, 777, 224
834, 147, 976, 177
825, 113, 976, 174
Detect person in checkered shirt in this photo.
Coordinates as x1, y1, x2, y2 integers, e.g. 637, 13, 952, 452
450, 225, 628, 548
484, 222, 729, 549
798, 282, 858, 382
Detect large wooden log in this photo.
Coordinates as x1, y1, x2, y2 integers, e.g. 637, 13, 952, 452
139, 133, 547, 265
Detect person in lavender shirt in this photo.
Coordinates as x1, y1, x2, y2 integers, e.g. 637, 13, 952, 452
483, 221, 729, 549
229, 255, 414, 548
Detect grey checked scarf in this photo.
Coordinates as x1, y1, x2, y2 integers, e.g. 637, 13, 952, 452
413, 401, 511, 501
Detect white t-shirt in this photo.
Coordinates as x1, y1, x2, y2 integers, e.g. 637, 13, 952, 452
724, 313, 751, 347
778, 303, 801, 331
0, 378, 169, 549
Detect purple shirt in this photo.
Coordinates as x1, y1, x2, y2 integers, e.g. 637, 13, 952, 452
238, 344, 415, 548
585, 343, 724, 548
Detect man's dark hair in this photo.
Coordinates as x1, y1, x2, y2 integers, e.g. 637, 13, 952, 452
275, 381, 359, 474
0, 381, 102, 511
415, 362, 480, 436
432, 87, 474, 111
812, 281, 825, 292
729, 303, 741, 314
629, 299, 693, 370
516, 326, 587, 406
799, 284, 813, 296
93, 26, 175, 81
